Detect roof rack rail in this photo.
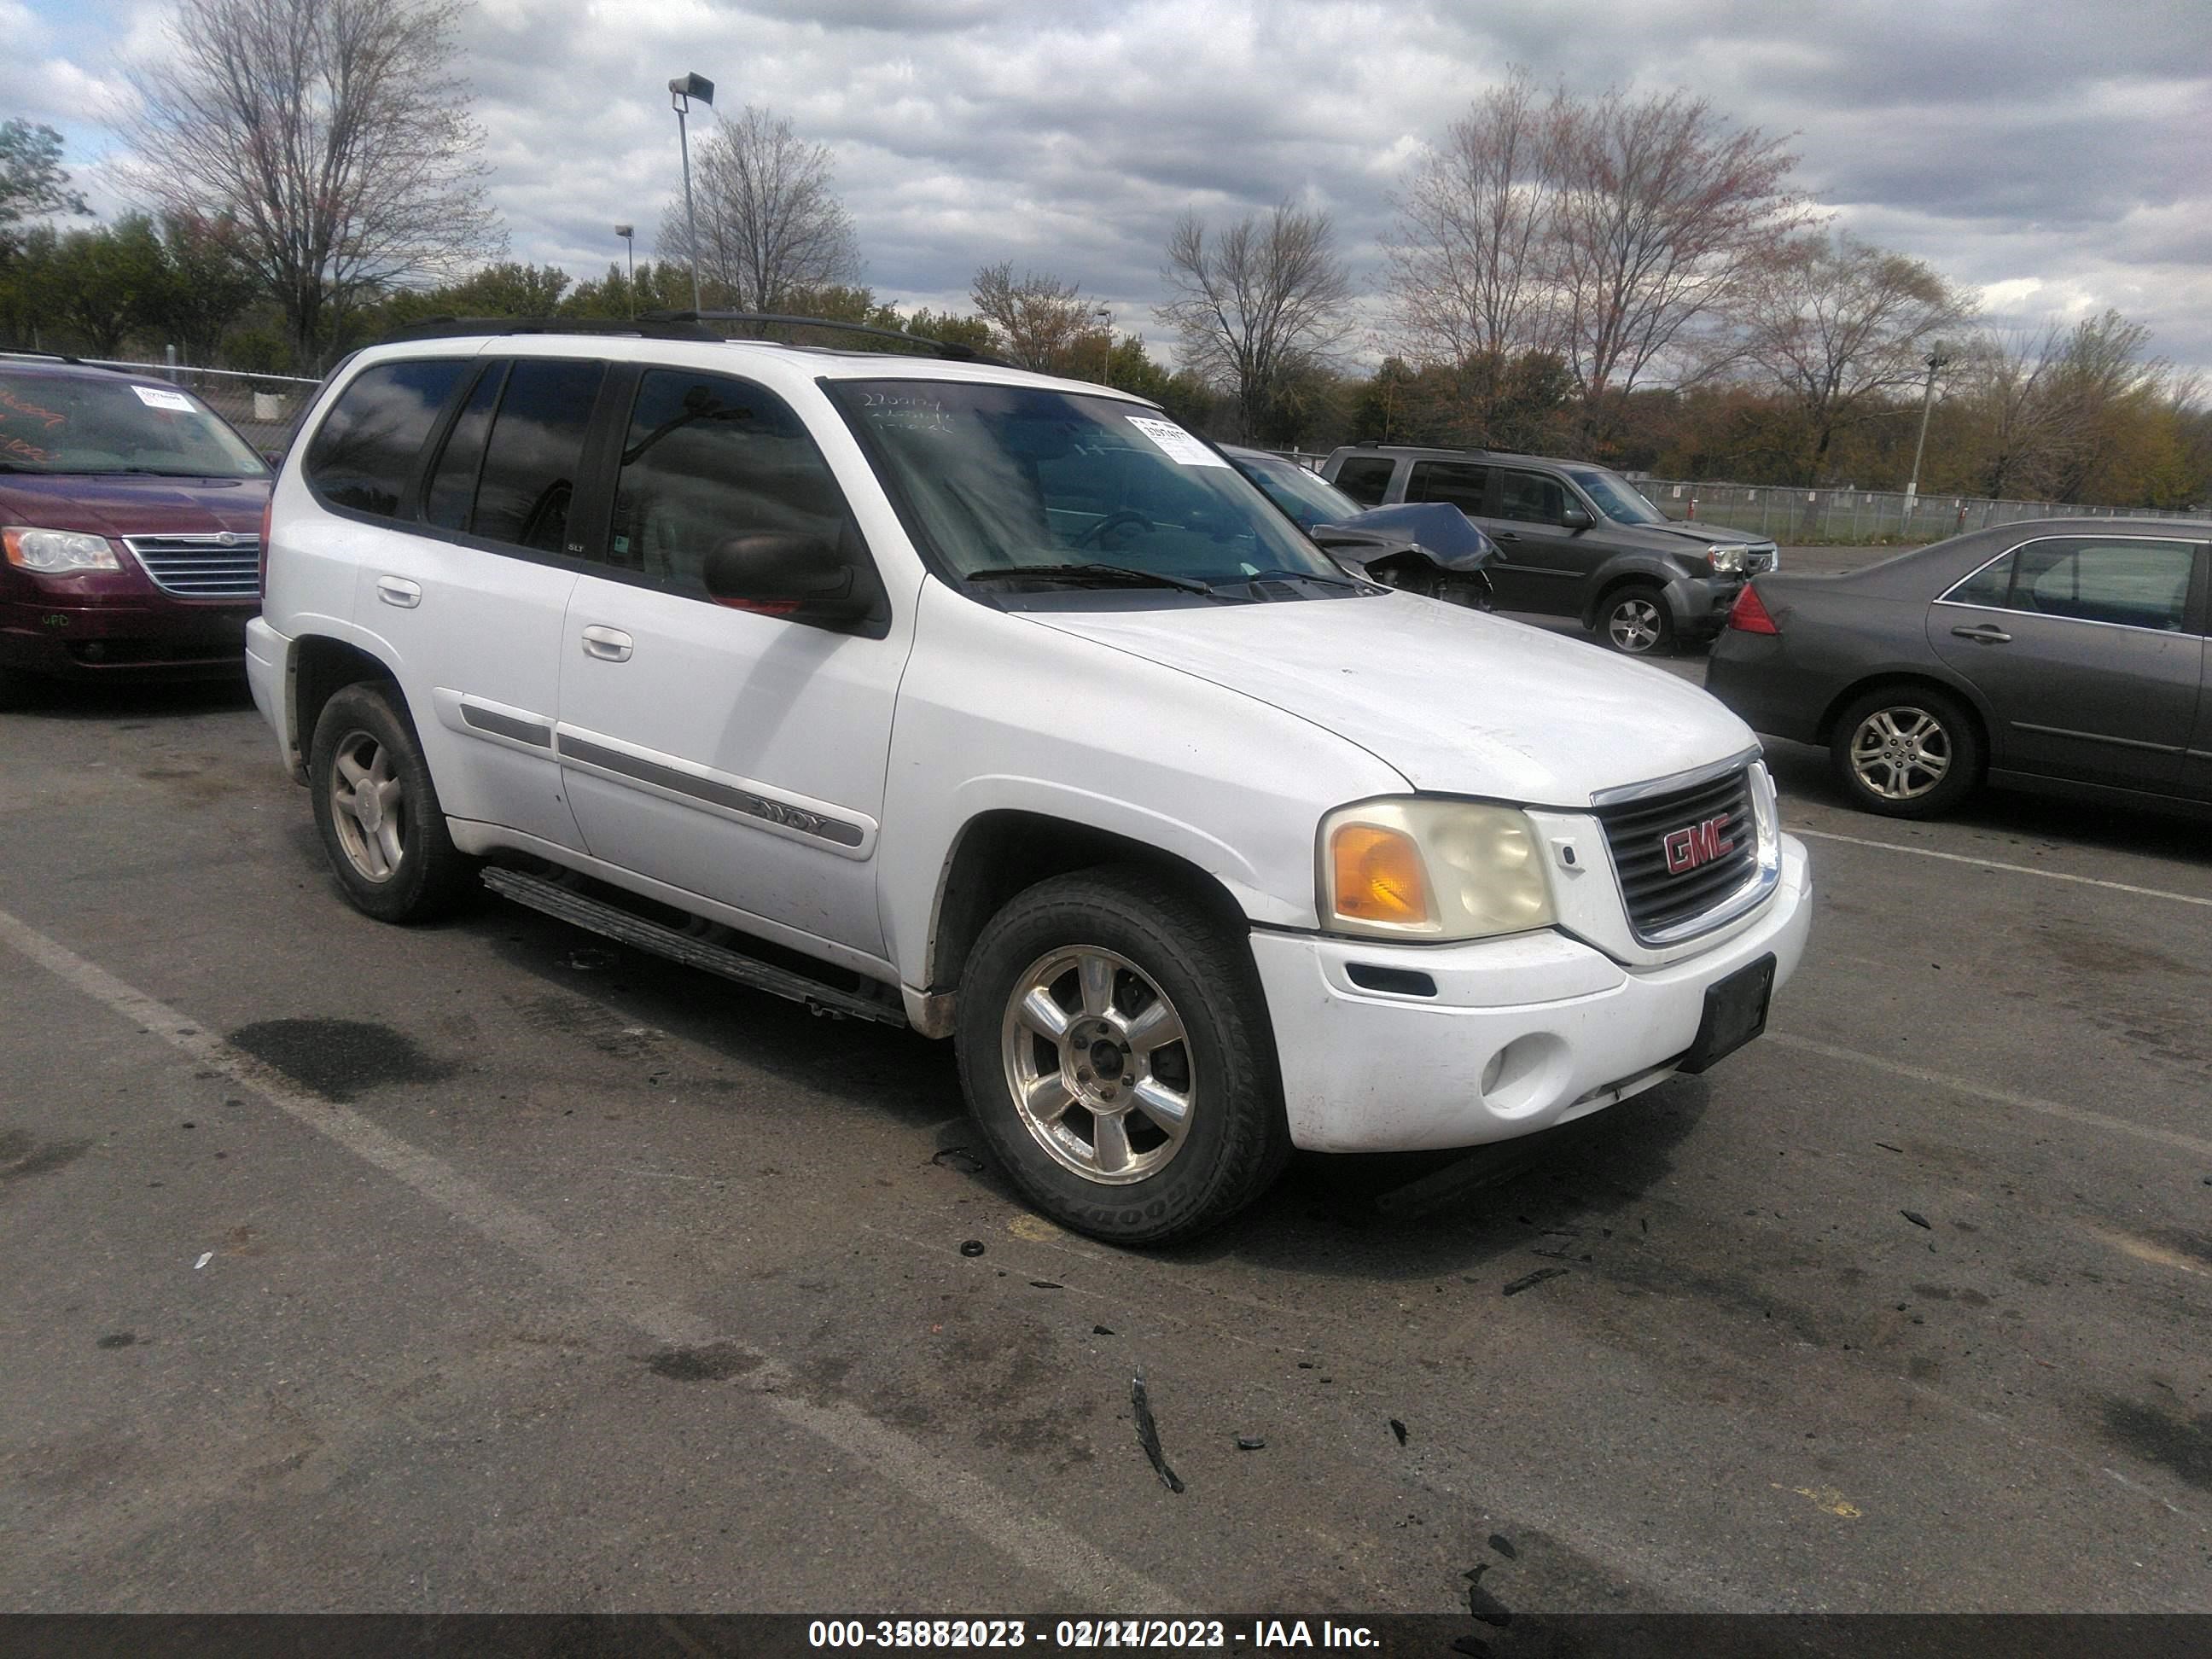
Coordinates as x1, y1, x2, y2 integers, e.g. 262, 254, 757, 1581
0, 347, 89, 366
374, 315, 725, 346
643, 310, 1009, 367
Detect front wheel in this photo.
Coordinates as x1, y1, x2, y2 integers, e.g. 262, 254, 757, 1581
308, 682, 476, 922
955, 867, 1289, 1246
1598, 584, 1674, 655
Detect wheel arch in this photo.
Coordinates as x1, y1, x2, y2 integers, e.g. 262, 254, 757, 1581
1581, 558, 1685, 628
1815, 670, 1995, 767
915, 809, 1255, 1039
293, 634, 405, 769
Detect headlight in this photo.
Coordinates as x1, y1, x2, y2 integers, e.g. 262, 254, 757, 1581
3, 527, 120, 573
1319, 798, 1555, 940
1705, 544, 1745, 575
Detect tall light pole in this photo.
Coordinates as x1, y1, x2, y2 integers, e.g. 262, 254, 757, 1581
614, 224, 634, 316
667, 72, 715, 314
1094, 306, 1113, 383
1904, 346, 1951, 509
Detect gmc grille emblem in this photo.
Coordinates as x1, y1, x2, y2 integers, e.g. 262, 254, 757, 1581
1662, 813, 1734, 875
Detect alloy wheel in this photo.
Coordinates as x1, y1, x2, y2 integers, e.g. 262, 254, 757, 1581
1607, 597, 1663, 653
327, 729, 408, 882
1848, 707, 1951, 800
998, 946, 1196, 1185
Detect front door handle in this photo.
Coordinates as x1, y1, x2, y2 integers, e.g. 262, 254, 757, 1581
580, 625, 633, 662
375, 575, 422, 609
1493, 530, 1520, 543
1951, 623, 2012, 644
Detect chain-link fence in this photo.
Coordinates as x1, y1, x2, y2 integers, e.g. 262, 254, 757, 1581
77, 358, 324, 453
1633, 478, 2197, 545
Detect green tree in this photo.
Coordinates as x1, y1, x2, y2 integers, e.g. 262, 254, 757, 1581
149, 212, 260, 363
46, 218, 172, 356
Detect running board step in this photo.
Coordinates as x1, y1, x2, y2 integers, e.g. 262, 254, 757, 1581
481, 867, 907, 1027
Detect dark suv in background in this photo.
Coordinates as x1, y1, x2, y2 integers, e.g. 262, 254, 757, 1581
2, 355, 271, 703
1320, 444, 1778, 655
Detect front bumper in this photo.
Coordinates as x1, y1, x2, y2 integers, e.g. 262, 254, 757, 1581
1662, 573, 1746, 640
1251, 835, 1811, 1152
0, 594, 253, 678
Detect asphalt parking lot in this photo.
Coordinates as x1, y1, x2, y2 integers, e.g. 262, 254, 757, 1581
3, 549, 2208, 1618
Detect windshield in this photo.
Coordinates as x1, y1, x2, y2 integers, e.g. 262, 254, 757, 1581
1232, 451, 1365, 531
0, 371, 267, 478
1564, 466, 1668, 526
830, 380, 1345, 588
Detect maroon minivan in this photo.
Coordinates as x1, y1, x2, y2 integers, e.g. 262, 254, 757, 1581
1, 356, 272, 702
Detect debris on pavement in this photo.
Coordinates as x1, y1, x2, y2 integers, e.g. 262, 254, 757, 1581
1464, 1563, 1513, 1627
1236, 1435, 1266, 1451
1876, 1143, 1904, 1154
568, 948, 616, 971
1389, 1417, 1409, 1446
1130, 1369, 1185, 1493
1092, 1324, 1115, 1336
958, 1239, 986, 1257
193, 1252, 212, 1270
929, 1145, 986, 1173
1501, 1266, 1569, 1297
1488, 1534, 1517, 1559
1029, 1279, 1063, 1289
1901, 1210, 1932, 1230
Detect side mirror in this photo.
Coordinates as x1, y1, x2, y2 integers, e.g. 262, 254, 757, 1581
701, 531, 877, 629
1559, 504, 1592, 531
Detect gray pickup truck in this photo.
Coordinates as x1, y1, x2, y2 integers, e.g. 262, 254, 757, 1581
1320, 444, 1778, 655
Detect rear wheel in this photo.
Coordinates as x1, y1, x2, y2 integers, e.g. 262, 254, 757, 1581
1830, 686, 1981, 818
308, 682, 476, 922
955, 866, 1289, 1246
1598, 583, 1674, 655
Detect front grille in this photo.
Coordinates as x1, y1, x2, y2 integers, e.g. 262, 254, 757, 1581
1744, 544, 1778, 573
1597, 765, 1759, 942
122, 534, 261, 599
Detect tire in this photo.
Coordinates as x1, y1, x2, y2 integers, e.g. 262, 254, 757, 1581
307, 681, 476, 922
955, 865, 1290, 1247
1598, 583, 1674, 655
1829, 685, 1982, 819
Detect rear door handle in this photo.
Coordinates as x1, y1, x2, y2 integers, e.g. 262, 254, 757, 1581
1951, 624, 2012, 644
580, 625, 633, 662
375, 575, 421, 609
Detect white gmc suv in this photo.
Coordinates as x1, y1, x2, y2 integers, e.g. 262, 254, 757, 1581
247, 319, 1811, 1243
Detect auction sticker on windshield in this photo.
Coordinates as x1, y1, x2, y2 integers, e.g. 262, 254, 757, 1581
1126, 415, 1226, 468
131, 386, 197, 412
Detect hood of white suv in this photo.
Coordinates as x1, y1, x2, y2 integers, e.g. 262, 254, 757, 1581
1028, 593, 1755, 806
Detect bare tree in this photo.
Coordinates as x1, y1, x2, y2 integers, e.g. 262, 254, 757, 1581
1957, 322, 2071, 499
1738, 231, 1971, 484
1383, 69, 1555, 368
659, 106, 861, 312
1, 119, 91, 258
970, 262, 1103, 374
122, 0, 504, 370
1545, 86, 1807, 438
1155, 201, 1354, 441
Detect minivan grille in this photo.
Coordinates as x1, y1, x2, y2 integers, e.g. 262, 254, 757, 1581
1596, 766, 1759, 942
122, 534, 262, 599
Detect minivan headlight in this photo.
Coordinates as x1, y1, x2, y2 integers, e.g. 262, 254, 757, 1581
1705, 544, 1745, 575
3, 527, 120, 573
1319, 799, 1555, 940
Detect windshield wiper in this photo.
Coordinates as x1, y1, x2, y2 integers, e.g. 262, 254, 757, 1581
1227, 565, 1361, 590
966, 562, 1215, 596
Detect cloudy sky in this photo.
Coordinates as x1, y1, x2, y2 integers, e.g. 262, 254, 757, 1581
7, 0, 2210, 372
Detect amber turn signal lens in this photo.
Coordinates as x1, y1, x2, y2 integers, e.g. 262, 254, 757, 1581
1330, 824, 1431, 926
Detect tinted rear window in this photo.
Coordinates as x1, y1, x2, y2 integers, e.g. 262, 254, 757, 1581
1407, 459, 1488, 514
471, 359, 605, 554
1332, 456, 1395, 505
304, 359, 469, 517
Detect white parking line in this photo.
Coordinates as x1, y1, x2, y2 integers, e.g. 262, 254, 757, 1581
1767, 1032, 2212, 1161
1794, 827, 2212, 909
0, 902, 1177, 1611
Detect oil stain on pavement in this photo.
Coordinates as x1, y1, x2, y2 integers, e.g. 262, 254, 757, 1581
225, 1019, 460, 1103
